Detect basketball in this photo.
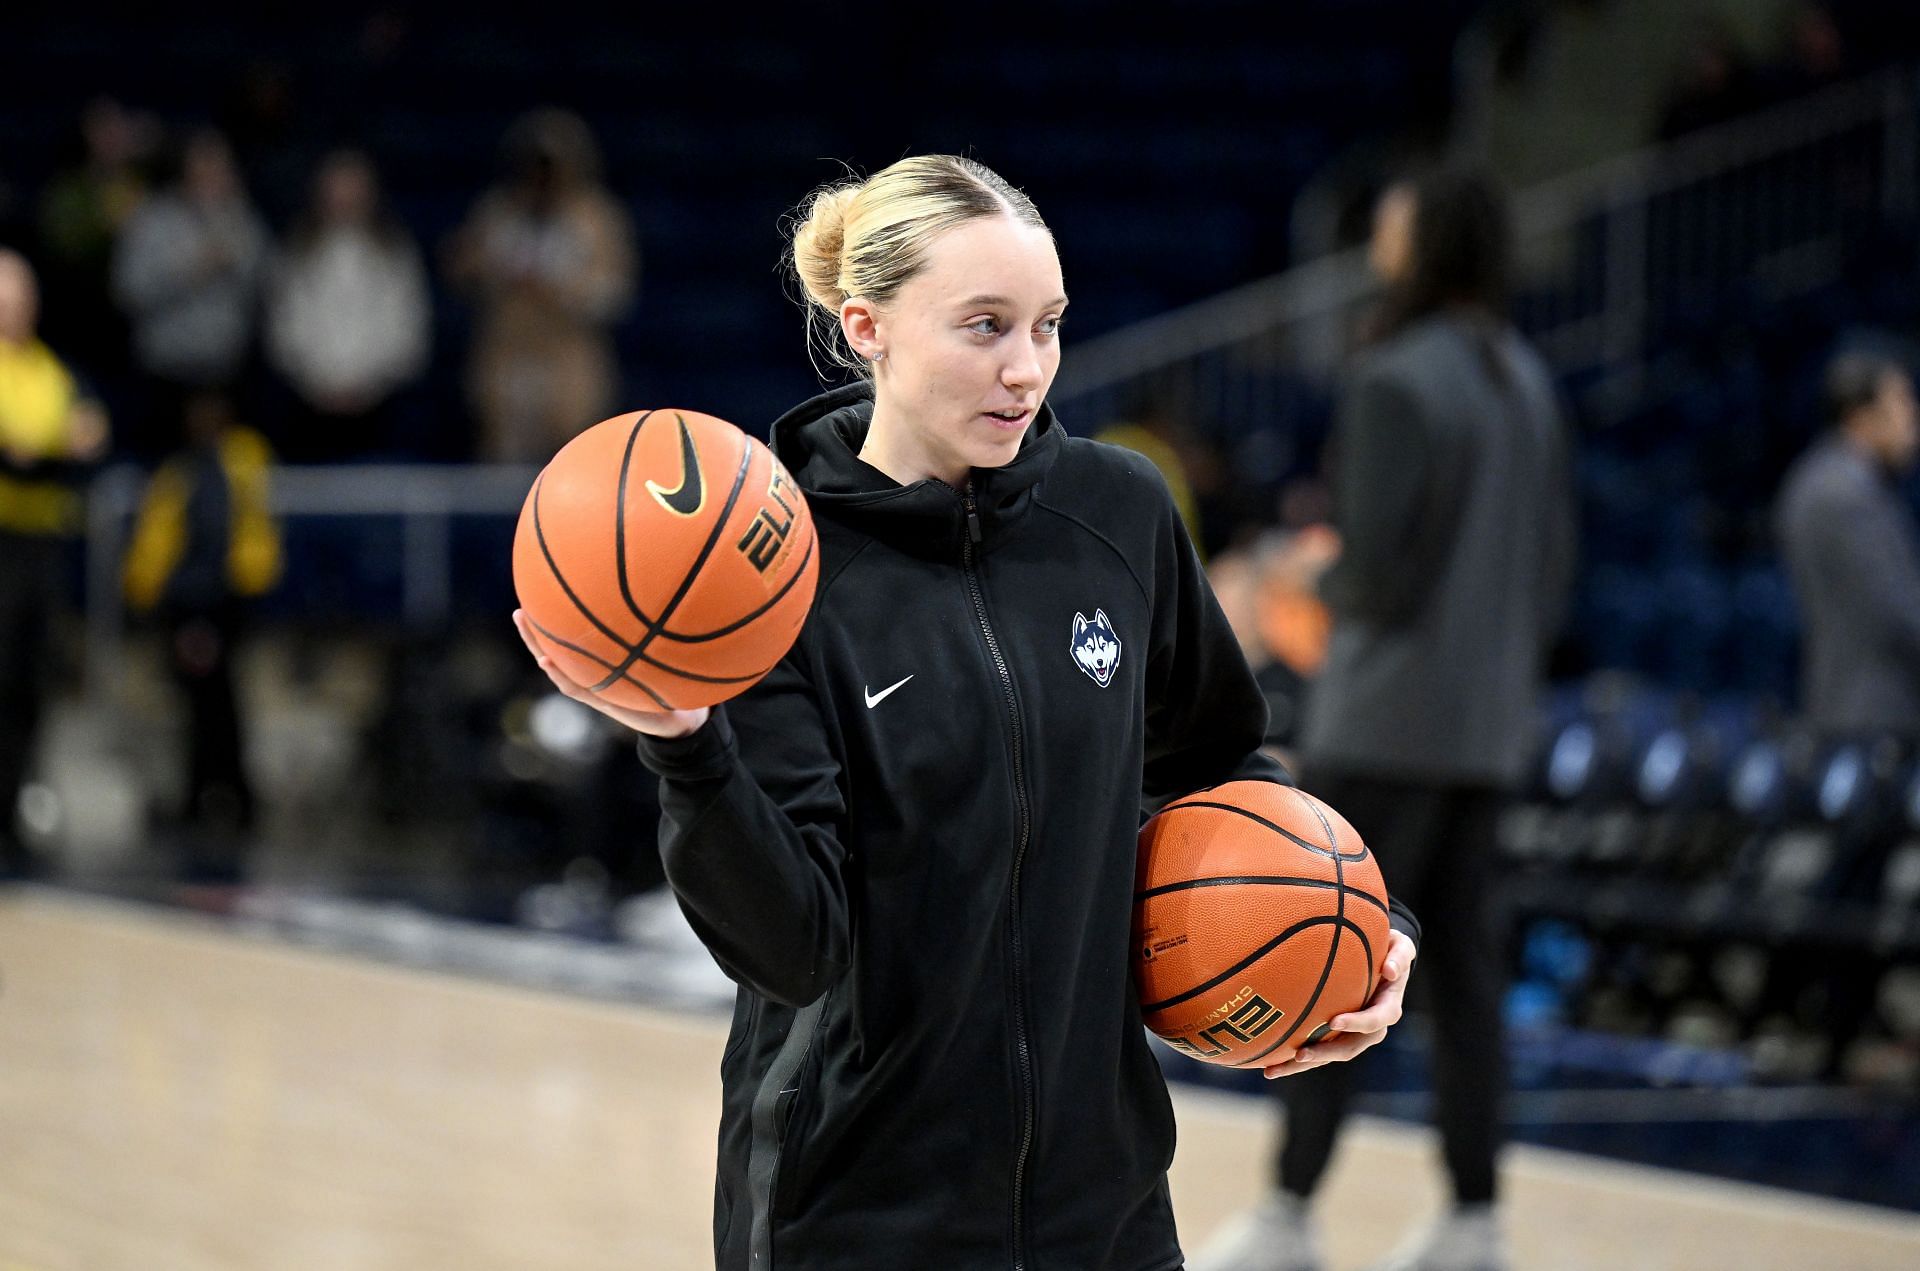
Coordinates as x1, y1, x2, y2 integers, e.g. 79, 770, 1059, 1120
512, 409, 820, 711
1133, 781, 1391, 1068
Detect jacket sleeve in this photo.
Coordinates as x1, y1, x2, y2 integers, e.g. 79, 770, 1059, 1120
1138, 462, 1293, 809
1386, 896, 1421, 949
1318, 365, 1438, 628
636, 640, 851, 1008
122, 461, 189, 613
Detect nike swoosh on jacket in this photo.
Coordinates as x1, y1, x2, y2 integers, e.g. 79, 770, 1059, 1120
862, 675, 913, 708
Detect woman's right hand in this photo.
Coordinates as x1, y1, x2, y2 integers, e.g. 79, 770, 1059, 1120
513, 609, 710, 739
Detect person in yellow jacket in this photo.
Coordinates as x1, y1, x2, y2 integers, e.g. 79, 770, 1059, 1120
122, 390, 280, 859
0, 248, 108, 879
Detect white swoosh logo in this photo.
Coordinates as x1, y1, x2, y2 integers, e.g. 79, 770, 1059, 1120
863, 675, 914, 709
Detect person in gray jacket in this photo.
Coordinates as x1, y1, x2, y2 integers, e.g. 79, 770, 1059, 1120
112, 129, 269, 457
1775, 350, 1920, 738
1194, 171, 1575, 1271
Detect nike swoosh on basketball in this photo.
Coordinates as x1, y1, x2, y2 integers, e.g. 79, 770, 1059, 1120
646, 413, 704, 515
864, 675, 914, 709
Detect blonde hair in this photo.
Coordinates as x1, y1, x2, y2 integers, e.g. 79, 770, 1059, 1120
786, 155, 1048, 379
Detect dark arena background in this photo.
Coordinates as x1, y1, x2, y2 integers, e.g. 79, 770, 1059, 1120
5, 3, 1920, 1267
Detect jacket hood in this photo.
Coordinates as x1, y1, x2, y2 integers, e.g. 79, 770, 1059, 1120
767, 381, 1063, 554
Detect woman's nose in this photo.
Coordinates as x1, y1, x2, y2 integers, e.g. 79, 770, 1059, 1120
1003, 337, 1043, 390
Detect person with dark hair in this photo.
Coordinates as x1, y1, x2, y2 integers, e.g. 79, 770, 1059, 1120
266, 149, 430, 462
1774, 350, 1920, 738
1195, 169, 1575, 1271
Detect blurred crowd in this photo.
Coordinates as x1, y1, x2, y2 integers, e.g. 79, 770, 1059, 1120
7, 95, 636, 473
0, 89, 640, 876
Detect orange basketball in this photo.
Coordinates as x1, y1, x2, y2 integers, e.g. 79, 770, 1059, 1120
512, 409, 819, 711
1133, 781, 1391, 1068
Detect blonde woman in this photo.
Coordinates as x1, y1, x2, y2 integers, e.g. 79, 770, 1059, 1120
517, 156, 1419, 1271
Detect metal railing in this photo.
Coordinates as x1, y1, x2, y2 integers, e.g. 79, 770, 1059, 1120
1049, 67, 1919, 432
84, 464, 538, 699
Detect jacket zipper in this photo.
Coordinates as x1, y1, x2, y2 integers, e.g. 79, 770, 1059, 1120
962, 486, 1036, 1271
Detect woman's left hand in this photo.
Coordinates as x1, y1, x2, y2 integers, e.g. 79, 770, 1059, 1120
1261, 928, 1416, 1079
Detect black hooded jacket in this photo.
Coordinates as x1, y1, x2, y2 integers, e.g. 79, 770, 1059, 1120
637, 384, 1419, 1270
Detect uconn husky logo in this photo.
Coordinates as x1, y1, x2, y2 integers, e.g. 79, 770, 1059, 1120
1070, 609, 1122, 687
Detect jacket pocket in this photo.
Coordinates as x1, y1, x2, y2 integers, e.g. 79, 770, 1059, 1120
769, 1043, 823, 1220
747, 994, 829, 1260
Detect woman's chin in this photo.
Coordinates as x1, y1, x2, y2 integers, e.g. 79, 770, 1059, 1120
966, 427, 1028, 470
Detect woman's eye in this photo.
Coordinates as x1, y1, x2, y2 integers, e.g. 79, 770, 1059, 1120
1038, 316, 1064, 336
969, 318, 1000, 335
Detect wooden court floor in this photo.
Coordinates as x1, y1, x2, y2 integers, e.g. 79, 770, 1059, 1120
4, 890, 1918, 1271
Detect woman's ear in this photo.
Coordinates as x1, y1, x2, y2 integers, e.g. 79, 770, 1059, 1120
841, 298, 885, 364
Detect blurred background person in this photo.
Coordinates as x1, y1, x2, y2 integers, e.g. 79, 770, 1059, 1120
1775, 350, 1920, 740
1095, 395, 1211, 550
265, 148, 430, 463
111, 128, 269, 461
122, 390, 281, 875
1194, 170, 1576, 1271
215, 59, 310, 229
1253, 524, 1341, 760
445, 108, 635, 463
0, 248, 109, 880
34, 95, 154, 383
1208, 525, 1341, 768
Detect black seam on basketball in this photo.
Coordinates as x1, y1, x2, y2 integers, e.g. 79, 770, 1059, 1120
1295, 789, 1338, 856
648, 513, 817, 644
1171, 799, 1370, 861
555, 620, 768, 686
1311, 778, 1384, 1014
613, 410, 664, 633
1293, 788, 1348, 1058
1295, 788, 1385, 1032
593, 429, 754, 693
533, 474, 643, 651
1230, 917, 1376, 1068
1348, 922, 1376, 1003
530, 618, 674, 711
1133, 875, 1389, 912
716, 608, 819, 694
1141, 914, 1349, 1014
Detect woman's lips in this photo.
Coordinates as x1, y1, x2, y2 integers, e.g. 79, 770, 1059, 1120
981, 408, 1031, 431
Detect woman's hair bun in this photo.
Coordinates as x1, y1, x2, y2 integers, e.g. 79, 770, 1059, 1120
791, 182, 860, 312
